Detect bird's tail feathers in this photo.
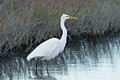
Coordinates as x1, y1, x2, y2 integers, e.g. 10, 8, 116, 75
27, 51, 44, 61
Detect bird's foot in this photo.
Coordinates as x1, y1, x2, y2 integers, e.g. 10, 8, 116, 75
29, 74, 42, 79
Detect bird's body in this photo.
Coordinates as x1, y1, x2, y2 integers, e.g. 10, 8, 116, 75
27, 14, 78, 62
27, 38, 61, 61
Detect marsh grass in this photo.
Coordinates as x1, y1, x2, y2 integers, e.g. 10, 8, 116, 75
0, 0, 120, 55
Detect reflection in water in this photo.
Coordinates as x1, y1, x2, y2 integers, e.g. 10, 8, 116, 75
0, 36, 120, 80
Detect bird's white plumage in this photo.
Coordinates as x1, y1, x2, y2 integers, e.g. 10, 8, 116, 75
27, 38, 60, 61
27, 13, 78, 61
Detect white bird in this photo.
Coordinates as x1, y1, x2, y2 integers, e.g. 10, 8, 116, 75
27, 14, 78, 76
27, 14, 78, 61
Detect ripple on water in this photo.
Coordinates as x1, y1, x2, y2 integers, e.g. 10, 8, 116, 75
0, 36, 120, 80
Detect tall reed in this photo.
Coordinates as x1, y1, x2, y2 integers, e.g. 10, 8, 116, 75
0, 0, 120, 55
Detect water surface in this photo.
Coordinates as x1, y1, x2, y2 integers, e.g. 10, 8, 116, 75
0, 36, 120, 80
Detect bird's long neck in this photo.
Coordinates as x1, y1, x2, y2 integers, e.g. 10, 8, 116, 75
60, 18, 67, 46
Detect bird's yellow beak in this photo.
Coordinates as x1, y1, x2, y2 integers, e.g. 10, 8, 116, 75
69, 16, 79, 20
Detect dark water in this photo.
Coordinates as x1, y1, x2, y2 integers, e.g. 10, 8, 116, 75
0, 36, 120, 80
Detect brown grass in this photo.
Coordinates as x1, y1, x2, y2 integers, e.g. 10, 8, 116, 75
0, 0, 120, 55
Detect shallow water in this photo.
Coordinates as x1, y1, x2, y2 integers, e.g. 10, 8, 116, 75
0, 36, 120, 80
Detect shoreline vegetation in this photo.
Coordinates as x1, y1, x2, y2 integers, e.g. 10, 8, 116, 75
0, 0, 120, 56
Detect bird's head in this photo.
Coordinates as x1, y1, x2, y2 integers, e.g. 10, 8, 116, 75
61, 14, 78, 20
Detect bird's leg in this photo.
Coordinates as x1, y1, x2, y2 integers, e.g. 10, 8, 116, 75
35, 58, 39, 76
34, 58, 42, 79
60, 53, 66, 65
46, 60, 50, 76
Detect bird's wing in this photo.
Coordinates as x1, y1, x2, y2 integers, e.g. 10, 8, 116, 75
27, 38, 60, 61
41, 42, 60, 60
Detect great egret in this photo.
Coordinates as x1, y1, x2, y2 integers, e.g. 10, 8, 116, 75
27, 14, 78, 75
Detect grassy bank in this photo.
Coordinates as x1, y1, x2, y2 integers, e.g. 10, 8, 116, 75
0, 0, 120, 55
